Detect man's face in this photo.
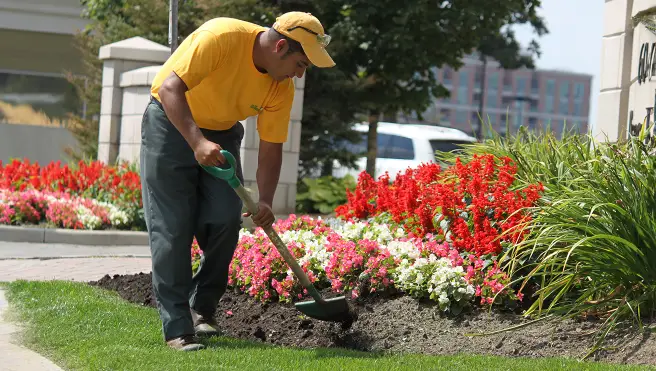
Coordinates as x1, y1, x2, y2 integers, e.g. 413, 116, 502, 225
269, 40, 311, 82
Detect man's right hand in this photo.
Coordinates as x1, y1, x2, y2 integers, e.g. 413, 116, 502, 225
193, 138, 226, 166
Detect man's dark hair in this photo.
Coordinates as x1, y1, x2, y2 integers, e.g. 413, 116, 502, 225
271, 28, 306, 57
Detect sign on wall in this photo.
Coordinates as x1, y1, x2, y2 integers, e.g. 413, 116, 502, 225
638, 42, 656, 84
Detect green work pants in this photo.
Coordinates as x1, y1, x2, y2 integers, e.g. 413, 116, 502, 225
140, 97, 244, 341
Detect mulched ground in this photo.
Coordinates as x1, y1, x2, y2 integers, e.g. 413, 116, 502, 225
89, 272, 656, 367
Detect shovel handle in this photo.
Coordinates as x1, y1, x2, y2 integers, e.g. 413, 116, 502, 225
202, 150, 325, 304
233, 183, 324, 303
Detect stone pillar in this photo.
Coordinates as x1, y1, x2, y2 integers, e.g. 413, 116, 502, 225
117, 66, 162, 163
595, 0, 634, 142
240, 75, 304, 214
97, 36, 170, 164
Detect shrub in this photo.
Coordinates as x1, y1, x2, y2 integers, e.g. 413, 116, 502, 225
295, 175, 356, 214
335, 154, 544, 257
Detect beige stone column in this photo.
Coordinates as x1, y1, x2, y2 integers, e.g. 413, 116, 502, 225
595, 0, 634, 142
117, 66, 162, 163
97, 37, 169, 164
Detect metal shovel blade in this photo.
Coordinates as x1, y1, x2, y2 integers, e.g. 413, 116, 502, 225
294, 295, 354, 323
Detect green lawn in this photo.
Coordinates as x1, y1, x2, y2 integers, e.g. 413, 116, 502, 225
1, 280, 650, 371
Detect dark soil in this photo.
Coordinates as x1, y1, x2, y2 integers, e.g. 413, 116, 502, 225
89, 273, 656, 367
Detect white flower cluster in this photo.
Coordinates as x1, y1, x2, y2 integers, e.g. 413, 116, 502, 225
92, 199, 131, 227
76, 205, 102, 229
394, 254, 475, 313
384, 240, 421, 260
41, 192, 131, 230
326, 219, 405, 245
280, 229, 332, 270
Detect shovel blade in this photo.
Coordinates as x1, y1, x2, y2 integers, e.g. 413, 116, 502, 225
294, 295, 354, 323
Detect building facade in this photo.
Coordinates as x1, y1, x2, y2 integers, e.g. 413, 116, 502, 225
0, 0, 89, 127
401, 54, 593, 138
597, 0, 656, 142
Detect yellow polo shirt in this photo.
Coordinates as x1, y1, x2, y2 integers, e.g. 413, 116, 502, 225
150, 18, 295, 143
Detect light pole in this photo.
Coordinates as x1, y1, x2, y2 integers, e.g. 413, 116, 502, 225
169, 0, 179, 53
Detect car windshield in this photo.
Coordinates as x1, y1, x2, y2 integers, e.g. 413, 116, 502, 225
429, 140, 472, 154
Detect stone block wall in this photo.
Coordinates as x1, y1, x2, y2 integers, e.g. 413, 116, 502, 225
597, 0, 656, 142
97, 36, 305, 214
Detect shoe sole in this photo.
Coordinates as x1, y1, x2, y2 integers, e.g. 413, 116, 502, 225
180, 344, 205, 351
195, 324, 221, 338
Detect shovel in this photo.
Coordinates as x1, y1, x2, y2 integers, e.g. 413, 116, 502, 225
201, 150, 355, 324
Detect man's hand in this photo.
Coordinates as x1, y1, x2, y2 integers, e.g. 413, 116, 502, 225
243, 201, 274, 227
193, 137, 226, 166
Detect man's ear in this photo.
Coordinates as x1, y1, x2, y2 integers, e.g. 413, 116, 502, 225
274, 39, 288, 54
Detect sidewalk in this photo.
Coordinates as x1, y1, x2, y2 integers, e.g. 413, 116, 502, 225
0, 240, 152, 371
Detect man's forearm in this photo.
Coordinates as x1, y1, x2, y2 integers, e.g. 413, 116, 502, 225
256, 140, 283, 206
159, 73, 205, 150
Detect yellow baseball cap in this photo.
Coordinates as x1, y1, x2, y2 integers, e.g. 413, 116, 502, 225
272, 12, 336, 68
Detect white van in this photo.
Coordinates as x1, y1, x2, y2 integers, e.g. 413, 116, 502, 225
331, 122, 477, 180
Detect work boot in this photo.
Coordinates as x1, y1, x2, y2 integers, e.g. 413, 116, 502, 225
166, 334, 205, 351
191, 308, 221, 337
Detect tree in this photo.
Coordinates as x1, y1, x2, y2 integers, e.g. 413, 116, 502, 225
313, 0, 547, 176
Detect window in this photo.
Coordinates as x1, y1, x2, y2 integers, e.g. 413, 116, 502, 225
379, 134, 415, 160
430, 140, 471, 154
0, 71, 82, 127
531, 75, 539, 94
443, 68, 453, 85
528, 117, 538, 129
573, 82, 585, 99
559, 81, 570, 115
516, 76, 527, 94
457, 88, 469, 104
530, 99, 539, 112
338, 132, 415, 160
485, 94, 497, 108
473, 92, 482, 106
559, 81, 570, 98
572, 82, 585, 116
486, 72, 499, 108
488, 72, 499, 89
503, 72, 513, 91
545, 96, 555, 113
459, 71, 469, 87
439, 108, 451, 123
546, 79, 556, 96
474, 68, 483, 86
513, 101, 523, 128
455, 110, 467, 124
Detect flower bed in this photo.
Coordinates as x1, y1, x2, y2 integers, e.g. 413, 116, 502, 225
0, 189, 133, 230
0, 158, 143, 230
212, 215, 521, 313
3, 155, 544, 311
191, 154, 544, 311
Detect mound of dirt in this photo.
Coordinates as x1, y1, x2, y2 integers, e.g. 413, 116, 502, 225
89, 273, 656, 367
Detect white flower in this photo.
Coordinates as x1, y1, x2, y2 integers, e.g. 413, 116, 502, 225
76, 205, 102, 229
384, 240, 420, 260
393, 255, 475, 313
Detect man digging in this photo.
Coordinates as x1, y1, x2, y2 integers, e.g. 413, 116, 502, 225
141, 12, 335, 351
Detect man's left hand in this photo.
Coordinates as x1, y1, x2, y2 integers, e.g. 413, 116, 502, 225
244, 201, 275, 228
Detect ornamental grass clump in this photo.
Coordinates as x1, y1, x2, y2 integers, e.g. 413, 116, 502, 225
442, 123, 656, 353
